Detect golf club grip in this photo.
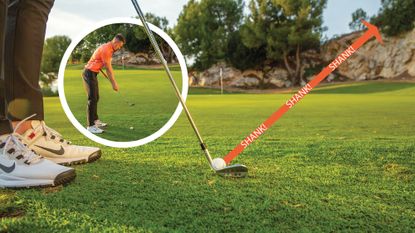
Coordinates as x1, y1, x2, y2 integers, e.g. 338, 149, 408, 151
131, 0, 211, 155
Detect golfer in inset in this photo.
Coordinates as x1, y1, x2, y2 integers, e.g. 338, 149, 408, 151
83, 34, 126, 134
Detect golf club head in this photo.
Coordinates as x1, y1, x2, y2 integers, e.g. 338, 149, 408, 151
215, 164, 248, 178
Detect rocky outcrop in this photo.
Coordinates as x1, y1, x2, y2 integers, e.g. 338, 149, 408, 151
194, 63, 242, 87
190, 63, 294, 89
230, 77, 260, 88
191, 28, 415, 89
322, 29, 415, 80
264, 68, 291, 88
112, 50, 162, 66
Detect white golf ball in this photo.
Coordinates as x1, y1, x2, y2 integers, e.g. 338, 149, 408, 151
130, 127, 134, 130
212, 158, 226, 170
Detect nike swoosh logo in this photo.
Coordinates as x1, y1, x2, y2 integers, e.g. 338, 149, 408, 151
0, 162, 15, 173
35, 145, 65, 155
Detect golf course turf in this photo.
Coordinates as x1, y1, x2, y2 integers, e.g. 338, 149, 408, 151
64, 65, 183, 142
0, 79, 414, 232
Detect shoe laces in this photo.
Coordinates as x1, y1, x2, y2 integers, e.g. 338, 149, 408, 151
40, 121, 71, 145
1, 114, 42, 165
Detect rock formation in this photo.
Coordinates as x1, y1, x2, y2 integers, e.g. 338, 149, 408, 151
190, 28, 415, 89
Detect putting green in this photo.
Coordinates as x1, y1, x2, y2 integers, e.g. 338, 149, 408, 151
63, 64, 183, 142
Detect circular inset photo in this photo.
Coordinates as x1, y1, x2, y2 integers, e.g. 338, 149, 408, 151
58, 18, 188, 148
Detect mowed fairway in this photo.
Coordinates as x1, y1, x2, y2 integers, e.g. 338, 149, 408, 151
1, 81, 414, 232
63, 65, 182, 142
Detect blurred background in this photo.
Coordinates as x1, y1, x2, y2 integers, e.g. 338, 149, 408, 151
42, 0, 415, 96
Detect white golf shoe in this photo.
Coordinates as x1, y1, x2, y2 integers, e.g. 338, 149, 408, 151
94, 120, 108, 128
87, 125, 104, 134
21, 121, 101, 166
0, 133, 75, 188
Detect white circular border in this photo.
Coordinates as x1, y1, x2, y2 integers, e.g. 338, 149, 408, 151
58, 17, 188, 148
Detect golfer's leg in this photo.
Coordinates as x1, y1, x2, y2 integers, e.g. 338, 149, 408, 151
84, 70, 98, 127
91, 72, 99, 125
0, 0, 12, 134
83, 71, 93, 127
5, 0, 54, 121
95, 77, 99, 122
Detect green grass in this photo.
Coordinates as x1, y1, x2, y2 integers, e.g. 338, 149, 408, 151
188, 87, 242, 95
1, 81, 414, 232
64, 66, 182, 142
311, 81, 415, 94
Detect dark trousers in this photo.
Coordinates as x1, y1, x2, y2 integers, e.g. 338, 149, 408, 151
82, 69, 99, 127
0, 0, 54, 135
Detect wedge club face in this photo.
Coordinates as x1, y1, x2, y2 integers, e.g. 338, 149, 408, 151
204, 151, 248, 178
215, 164, 248, 178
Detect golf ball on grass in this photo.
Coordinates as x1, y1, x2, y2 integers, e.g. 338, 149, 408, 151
130, 127, 134, 130
212, 158, 226, 170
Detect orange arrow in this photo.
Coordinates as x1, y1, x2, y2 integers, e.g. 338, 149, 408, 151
223, 20, 383, 164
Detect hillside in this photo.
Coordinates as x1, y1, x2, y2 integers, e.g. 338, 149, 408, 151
189, 28, 415, 90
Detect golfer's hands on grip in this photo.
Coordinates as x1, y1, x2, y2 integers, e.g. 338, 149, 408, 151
112, 82, 119, 92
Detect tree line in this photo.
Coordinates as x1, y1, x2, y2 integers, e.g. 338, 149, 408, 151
69, 13, 175, 64
174, 0, 415, 86
41, 0, 415, 91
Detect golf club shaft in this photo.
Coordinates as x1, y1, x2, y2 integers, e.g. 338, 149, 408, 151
99, 69, 132, 105
131, 0, 214, 166
99, 69, 114, 82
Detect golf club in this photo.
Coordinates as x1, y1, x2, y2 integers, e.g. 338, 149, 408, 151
99, 69, 135, 107
131, 0, 248, 178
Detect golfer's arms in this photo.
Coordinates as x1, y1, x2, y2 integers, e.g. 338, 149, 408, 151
104, 62, 119, 92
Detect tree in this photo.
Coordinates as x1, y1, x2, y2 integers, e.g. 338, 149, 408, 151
127, 13, 170, 53
241, 0, 327, 86
143, 13, 169, 31
131, 13, 176, 63
40, 35, 71, 92
41, 35, 71, 73
76, 14, 176, 64
76, 24, 125, 63
69, 50, 82, 64
175, 0, 244, 70
227, 31, 266, 70
349, 8, 368, 31
372, 0, 415, 36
